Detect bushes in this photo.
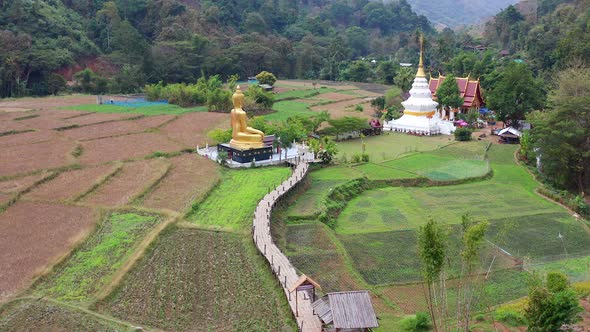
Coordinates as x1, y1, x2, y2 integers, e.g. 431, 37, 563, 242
538, 187, 590, 218
400, 312, 431, 331
255, 71, 277, 86
494, 308, 527, 327
454, 127, 473, 141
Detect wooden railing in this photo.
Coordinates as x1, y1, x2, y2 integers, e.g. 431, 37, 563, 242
252, 161, 322, 332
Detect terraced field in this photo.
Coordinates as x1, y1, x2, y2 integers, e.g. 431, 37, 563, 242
98, 227, 294, 332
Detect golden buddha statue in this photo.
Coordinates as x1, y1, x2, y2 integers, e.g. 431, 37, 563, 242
230, 86, 265, 149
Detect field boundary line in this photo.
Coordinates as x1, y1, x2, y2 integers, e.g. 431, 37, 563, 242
72, 164, 123, 203
95, 215, 179, 302
129, 160, 174, 205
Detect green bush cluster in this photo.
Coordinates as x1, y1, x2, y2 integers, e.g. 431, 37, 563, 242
493, 308, 527, 327
318, 178, 372, 227
454, 127, 473, 141
145, 75, 227, 109
350, 153, 370, 163
400, 312, 431, 331
538, 187, 589, 218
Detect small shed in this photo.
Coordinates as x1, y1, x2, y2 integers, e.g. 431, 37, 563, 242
312, 291, 378, 331
259, 84, 274, 91
498, 127, 522, 144
289, 274, 321, 317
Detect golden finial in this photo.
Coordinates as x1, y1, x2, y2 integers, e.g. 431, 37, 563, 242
232, 85, 244, 109
416, 33, 426, 78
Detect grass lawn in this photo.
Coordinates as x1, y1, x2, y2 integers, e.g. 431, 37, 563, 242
187, 167, 291, 231
382, 153, 490, 181
33, 212, 160, 303
265, 100, 317, 121
336, 133, 452, 163
99, 227, 294, 331
354, 162, 419, 180
60, 103, 207, 115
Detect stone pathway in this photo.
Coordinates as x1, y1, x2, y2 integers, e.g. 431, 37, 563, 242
252, 161, 322, 332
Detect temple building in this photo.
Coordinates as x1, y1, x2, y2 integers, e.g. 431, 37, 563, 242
428, 75, 485, 119
383, 36, 455, 135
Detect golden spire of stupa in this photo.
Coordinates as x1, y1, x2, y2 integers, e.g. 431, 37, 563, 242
416, 34, 426, 78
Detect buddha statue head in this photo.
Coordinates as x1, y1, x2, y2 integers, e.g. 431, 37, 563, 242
232, 85, 245, 109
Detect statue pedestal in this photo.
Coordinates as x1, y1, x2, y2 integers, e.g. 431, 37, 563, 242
218, 143, 273, 164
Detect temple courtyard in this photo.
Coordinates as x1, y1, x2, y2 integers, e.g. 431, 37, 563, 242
1, 81, 589, 331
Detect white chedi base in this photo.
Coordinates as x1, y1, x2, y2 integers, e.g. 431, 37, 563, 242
384, 113, 455, 135
383, 75, 455, 135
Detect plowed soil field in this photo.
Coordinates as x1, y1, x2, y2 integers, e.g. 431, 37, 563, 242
0, 140, 76, 177
0, 173, 49, 194
80, 132, 182, 164
159, 112, 227, 147
0, 202, 95, 302
25, 165, 116, 201
0, 95, 96, 111
84, 159, 170, 206
142, 154, 220, 212
61, 115, 175, 141
0, 130, 57, 147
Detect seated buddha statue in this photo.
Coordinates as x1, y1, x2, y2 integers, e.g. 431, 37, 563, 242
230, 86, 265, 149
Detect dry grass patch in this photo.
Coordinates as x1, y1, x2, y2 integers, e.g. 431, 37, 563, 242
0, 201, 96, 303
142, 154, 220, 212
0, 140, 76, 177
25, 165, 117, 202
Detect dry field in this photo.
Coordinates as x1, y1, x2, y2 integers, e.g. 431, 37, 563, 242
84, 159, 170, 206
0, 95, 226, 305
142, 154, 221, 212
0, 201, 96, 302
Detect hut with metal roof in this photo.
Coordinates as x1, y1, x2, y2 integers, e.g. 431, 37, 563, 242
312, 291, 378, 331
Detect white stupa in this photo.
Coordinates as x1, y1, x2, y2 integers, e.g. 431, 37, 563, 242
384, 36, 455, 135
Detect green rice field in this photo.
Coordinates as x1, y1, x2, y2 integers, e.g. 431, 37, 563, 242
188, 167, 291, 230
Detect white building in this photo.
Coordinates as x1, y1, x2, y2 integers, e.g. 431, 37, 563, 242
384, 37, 455, 135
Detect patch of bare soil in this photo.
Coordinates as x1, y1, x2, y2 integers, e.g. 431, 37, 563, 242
84, 159, 170, 206
142, 154, 220, 212
0, 193, 11, 206
61, 115, 175, 141
80, 132, 182, 165
0, 173, 50, 194
0, 95, 96, 111
16, 113, 70, 130
315, 92, 360, 101
0, 120, 31, 133
159, 112, 228, 148
0, 201, 95, 303
25, 165, 116, 202
0, 140, 76, 177
0, 129, 57, 147
312, 98, 375, 119
65, 112, 138, 126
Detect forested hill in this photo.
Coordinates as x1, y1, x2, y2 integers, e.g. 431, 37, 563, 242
0, 0, 433, 97
403, 0, 520, 28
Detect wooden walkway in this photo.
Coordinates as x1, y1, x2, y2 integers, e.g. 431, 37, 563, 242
253, 161, 322, 332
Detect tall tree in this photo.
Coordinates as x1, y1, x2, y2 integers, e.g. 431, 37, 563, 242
436, 74, 463, 113
529, 67, 590, 195
487, 62, 545, 127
